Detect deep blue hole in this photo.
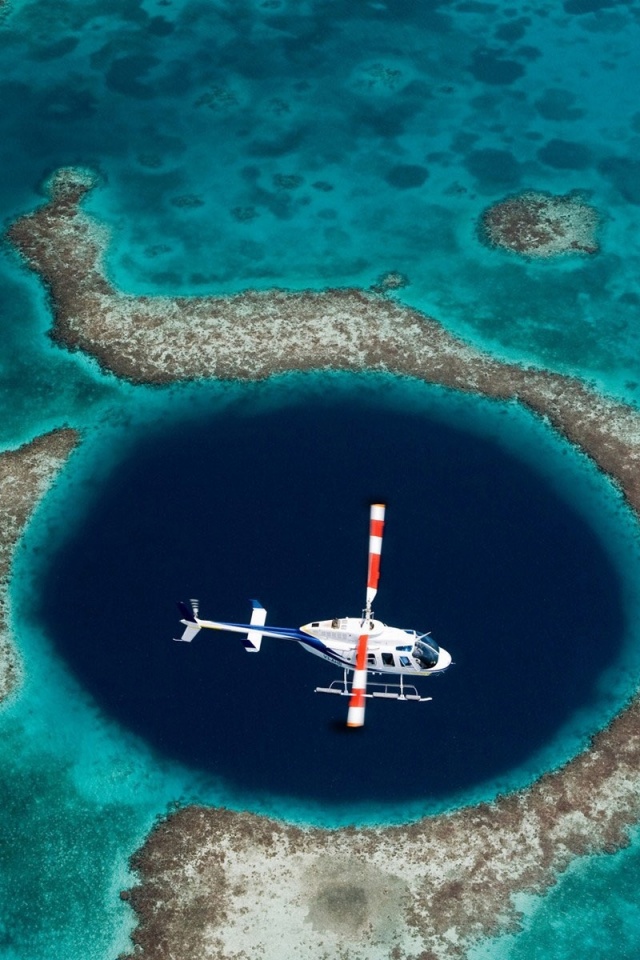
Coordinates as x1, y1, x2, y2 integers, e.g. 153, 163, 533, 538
36, 393, 625, 807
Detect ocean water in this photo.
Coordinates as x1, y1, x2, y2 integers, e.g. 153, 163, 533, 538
1, 0, 640, 957
3, 0, 640, 399
30, 377, 639, 808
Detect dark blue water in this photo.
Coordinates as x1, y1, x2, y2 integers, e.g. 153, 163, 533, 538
36, 392, 625, 807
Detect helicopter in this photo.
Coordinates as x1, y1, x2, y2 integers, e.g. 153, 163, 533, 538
175, 503, 451, 727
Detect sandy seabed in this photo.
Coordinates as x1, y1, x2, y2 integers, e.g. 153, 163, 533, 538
7, 169, 640, 959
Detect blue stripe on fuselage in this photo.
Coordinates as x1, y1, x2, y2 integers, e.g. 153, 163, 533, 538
213, 621, 352, 668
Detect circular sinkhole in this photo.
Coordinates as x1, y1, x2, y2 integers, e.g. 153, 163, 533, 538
35, 384, 626, 809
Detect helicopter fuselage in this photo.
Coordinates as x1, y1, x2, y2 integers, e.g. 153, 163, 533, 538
187, 614, 451, 677
300, 617, 451, 676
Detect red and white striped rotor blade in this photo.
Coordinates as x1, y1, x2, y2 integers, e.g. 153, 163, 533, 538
346, 632, 369, 728
366, 503, 386, 608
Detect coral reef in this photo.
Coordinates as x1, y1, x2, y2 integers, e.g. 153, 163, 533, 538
0, 429, 79, 702
372, 270, 410, 293
122, 693, 640, 960
480, 191, 599, 257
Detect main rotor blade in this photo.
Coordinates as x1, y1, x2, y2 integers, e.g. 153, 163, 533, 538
346, 632, 369, 728
366, 503, 386, 608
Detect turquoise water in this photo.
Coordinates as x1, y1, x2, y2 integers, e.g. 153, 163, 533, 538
2, 0, 640, 957
4, 0, 640, 397
469, 823, 640, 960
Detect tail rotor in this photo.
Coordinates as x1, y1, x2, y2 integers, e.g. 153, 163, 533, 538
175, 598, 201, 643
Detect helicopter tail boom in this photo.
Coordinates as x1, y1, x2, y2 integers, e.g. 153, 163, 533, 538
174, 599, 268, 650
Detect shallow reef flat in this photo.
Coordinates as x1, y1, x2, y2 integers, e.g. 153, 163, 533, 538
7, 170, 640, 511
1, 169, 604, 386
480, 191, 599, 259
9, 169, 640, 958
0, 429, 78, 702
122, 711, 640, 960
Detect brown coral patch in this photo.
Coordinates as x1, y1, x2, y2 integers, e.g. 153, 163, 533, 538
480, 191, 599, 258
0, 429, 79, 702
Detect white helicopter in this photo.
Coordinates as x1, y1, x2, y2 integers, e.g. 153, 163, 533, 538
175, 504, 451, 727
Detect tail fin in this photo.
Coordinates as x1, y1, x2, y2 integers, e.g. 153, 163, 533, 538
174, 601, 201, 643
243, 600, 267, 652
177, 601, 196, 622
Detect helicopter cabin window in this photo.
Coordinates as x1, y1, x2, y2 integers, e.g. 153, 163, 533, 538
381, 653, 395, 667
367, 653, 376, 666
399, 656, 412, 668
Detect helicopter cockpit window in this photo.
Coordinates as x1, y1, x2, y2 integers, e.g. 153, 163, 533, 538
412, 638, 439, 669
399, 656, 411, 668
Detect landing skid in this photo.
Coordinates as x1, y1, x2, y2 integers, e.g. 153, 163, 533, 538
315, 669, 432, 703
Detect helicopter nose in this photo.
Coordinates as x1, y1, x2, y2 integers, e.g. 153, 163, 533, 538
436, 647, 452, 671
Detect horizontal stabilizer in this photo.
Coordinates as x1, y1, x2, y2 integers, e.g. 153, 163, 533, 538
174, 623, 201, 643
243, 600, 267, 652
